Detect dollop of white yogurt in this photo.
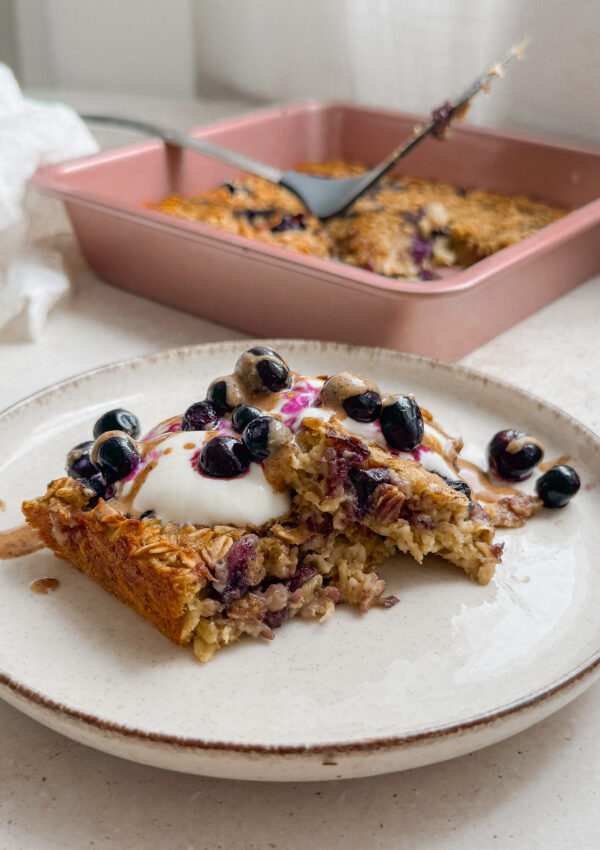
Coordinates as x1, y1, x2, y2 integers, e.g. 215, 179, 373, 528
120, 431, 291, 527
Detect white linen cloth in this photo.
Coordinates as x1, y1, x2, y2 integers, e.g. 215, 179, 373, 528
0, 64, 98, 340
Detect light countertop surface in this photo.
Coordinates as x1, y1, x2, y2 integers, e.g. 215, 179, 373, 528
1, 92, 599, 850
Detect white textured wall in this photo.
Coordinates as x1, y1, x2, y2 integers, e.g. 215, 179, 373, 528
3, 0, 599, 144
11, 0, 197, 96
194, 0, 600, 144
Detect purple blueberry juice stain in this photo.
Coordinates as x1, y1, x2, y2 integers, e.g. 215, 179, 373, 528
431, 101, 455, 138
411, 235, 433, 266
270, 213, 307, 233
402, 208, 424, 225
263, 607, 289, 630
323, 435, 370, 497
215, 534, 258, 605
141, 419, 182, 441
122, 447, 161, 484
349, 467, 392, 516
288, 564, 318, 592
277, 381, 323, 430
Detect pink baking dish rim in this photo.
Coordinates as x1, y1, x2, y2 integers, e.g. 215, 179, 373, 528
32, 100, 600, 300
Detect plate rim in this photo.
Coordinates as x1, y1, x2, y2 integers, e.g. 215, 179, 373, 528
2, 337, 600, 758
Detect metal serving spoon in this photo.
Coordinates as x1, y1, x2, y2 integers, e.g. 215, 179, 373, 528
82, 42, 527, 220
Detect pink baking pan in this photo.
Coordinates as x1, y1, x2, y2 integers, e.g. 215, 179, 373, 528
32, 102, 600, 360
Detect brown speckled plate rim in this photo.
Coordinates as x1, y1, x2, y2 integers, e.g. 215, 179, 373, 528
2, 339, 600, 758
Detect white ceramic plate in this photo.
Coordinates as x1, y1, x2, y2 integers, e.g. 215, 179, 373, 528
1, 340, 600, 782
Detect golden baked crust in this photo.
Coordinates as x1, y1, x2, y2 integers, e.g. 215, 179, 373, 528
22, 477, 396, 661
152, 160, 565, 279
24, 478, 233, 643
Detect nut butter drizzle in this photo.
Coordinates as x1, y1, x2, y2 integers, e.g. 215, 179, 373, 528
111, 457, 158, 515
456, 458, 523, 505
320, 370, 378, 412
538, 454, 571, 473
506, 434, 545, 455
0, 524, 44, 559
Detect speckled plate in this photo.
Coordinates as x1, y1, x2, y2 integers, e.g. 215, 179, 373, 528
1, 341, 600, 782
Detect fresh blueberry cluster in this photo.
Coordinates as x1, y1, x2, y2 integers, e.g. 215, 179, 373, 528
487, 428, 580, 508
66, 408, 141, 502
182, 347, 294, 479
321, 371, 424, 452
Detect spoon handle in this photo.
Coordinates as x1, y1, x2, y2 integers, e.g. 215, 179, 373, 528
81, 115, 284, 183
350, 40, 530, 199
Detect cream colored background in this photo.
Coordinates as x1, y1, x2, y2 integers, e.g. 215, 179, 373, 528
2, 0, 599, 144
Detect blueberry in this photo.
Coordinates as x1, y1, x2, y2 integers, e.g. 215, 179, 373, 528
535, 465, 580, 508
232, 404, 263, 433
343, 390, 382, 423
181, 400, 219, 431
270, 213, 306, 233
95, 435, 140, 483
93, 409, 140, 440
66, 440, 97, 479
247, 346, 283, 360
80, 471, 110, 498
256, 359, 292, 392
222, 182, 248, 196
234, 348, 291, 393
349, 467, 391, 515
487, 430, 544, 481
79, 471, 114, 508
411, 235, 432, 266
235, 345, 292, 393
233, 208, 275, 222
447, 479, 472, 500
207, 376, 245, 413
242, 416, 292, 461
198, 436, 251, 478
321, 371, 378, 410
380, 396, 424, 451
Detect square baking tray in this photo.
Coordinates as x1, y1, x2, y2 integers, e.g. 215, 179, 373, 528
32, 102, 600, 360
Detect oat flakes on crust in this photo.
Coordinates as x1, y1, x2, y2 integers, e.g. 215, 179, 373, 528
22, 477, 397, 661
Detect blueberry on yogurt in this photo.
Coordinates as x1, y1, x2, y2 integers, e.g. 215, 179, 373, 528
247, 346, 284, 360
94, 434, 140, 482
342, 390, 382, 423
198, 436, 251, 478
93, 408, 140, 440
181, 400, 219, 431
207, 375, 247, 413
235, 348, 292, 393
242, 416, 293, 461
232, 404, 263, 433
